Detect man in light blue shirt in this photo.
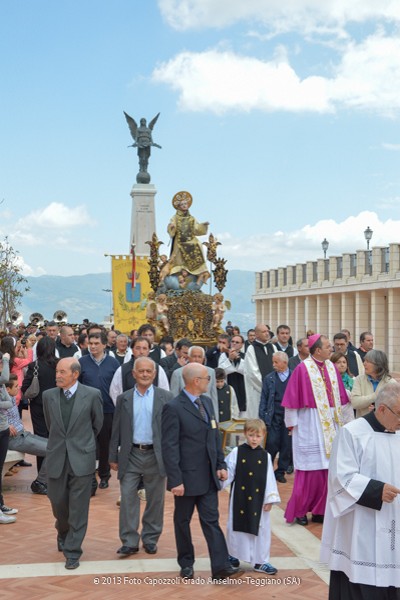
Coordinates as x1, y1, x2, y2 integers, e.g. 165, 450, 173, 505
109, 357, 173, 556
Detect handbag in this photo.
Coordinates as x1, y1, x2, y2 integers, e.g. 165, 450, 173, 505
23, 361, 40, 399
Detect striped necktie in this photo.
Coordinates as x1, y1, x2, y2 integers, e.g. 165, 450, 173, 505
194, 397, 207, 421
64, 389, 72, 400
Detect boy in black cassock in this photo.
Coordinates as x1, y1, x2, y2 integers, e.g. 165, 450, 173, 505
222, 419, 280, 574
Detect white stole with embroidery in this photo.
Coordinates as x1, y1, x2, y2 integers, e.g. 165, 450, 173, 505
303, 358, 344, 458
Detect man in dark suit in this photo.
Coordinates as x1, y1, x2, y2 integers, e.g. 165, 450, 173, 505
43, 358, 103, 570
333, 332, 364, 376
160, 338, 191, 382
288, 337, 310, 371
109, 357, 173, 556
162, 363, 243, 581
205, 334, 231, 369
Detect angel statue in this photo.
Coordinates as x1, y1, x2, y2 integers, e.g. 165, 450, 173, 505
123, 111, 162, 183
212, 293, 231, 329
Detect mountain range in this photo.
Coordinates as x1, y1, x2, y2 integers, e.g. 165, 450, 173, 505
20, 270, 256, 332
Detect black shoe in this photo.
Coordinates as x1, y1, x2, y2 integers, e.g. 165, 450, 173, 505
17, 460, 32, 467
117, 545, 139, 556
286, 465, 294, 475
275, 473, 287, 483
229, 555, 240, 568
212, 566, 244, 580
99, 479, 109, 489
31, 480, 47, 495
143, 543, 157, 554
295, 516, 308, 526
57, 536, 65, 552
180, 566, 194, 579
311, 514, 324, 523
65, 558, 80, 570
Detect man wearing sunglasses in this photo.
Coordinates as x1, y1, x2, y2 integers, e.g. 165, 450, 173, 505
162, 363, 242, 582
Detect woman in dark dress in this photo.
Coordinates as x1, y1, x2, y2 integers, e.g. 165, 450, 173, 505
21, 337, 58, 470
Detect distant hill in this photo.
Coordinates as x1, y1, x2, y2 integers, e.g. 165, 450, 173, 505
20, 270, 256, 331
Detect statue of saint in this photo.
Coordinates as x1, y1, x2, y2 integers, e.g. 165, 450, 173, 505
124, 112, 161, 183
164, 191, 210, 289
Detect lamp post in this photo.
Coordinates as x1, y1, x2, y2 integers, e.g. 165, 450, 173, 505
102, 288, 113, 321
321, 238, 329, 259
364, 226, 373, 250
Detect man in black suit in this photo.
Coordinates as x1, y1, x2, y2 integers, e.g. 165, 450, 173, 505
43, 358, 103, 570
288, 337, 310, 371
205, 333, 231, 369
162, 363, 243, 581
160, 338, 191, 382
333, 332, 364, 376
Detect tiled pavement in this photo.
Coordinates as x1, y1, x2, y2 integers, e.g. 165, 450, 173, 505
1, 418, 329, 599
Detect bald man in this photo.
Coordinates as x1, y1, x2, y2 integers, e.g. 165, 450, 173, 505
244, 323, 277, 418
162, 363, 242, 581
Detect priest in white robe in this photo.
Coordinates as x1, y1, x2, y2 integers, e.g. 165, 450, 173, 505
321, 381, 400, 599
243, 323, 277, 419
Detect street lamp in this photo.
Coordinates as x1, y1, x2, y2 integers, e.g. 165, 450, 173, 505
321, 238, 329, 259
364, 226, 373, 250
102, 288, 113, 319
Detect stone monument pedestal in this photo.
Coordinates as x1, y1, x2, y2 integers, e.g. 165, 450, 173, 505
130, 183, 157, 255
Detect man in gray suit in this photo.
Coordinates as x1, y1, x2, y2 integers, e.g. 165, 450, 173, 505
43, 358, 103, 570
109, 356, 173, 556
170, 346, 218, 417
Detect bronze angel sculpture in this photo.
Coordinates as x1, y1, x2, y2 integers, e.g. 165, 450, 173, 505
123, 112, 162, 183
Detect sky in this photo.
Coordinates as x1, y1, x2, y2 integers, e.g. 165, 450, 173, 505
1, 0, 400, 277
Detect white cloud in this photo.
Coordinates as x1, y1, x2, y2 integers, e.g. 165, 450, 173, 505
382, 142, 400, 151
376, 196, 400, 209
158, 0, 400, 34
330, 31, 400, 117
16, 202, 93, 230
10, 232, 43, 247
153, 30, 400, 116
217, 211, 399, 271
18, 259, 46, 277
153, 49, 332, 113
0, 209, 12, 220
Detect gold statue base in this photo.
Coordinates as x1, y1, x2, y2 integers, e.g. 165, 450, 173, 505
149, 290, 220, 345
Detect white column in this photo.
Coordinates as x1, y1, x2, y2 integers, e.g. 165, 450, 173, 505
317, 295, 328, 334
370, 290, 387, 354
130, 183, 157, 255
355, 291, 370, 339
388, 289, 400, 372
341, 293, 355, 339
328, 294, 341, 339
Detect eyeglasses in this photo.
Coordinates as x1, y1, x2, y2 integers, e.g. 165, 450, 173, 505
382, 404, 400, 420
196, 376, 211, 381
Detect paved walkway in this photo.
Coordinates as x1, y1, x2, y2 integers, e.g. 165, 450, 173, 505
1, 417, 329, 599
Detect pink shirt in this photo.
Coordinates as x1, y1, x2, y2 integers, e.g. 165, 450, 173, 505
11, 349, 33, 405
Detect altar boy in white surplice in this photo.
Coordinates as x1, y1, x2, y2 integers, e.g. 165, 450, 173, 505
222, 419, 280, 575
321, 382, 400, 600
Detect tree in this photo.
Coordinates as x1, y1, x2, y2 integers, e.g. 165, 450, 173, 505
0, 236, 30, 329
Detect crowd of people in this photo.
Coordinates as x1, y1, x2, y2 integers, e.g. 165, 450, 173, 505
0, 318, 398, 596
